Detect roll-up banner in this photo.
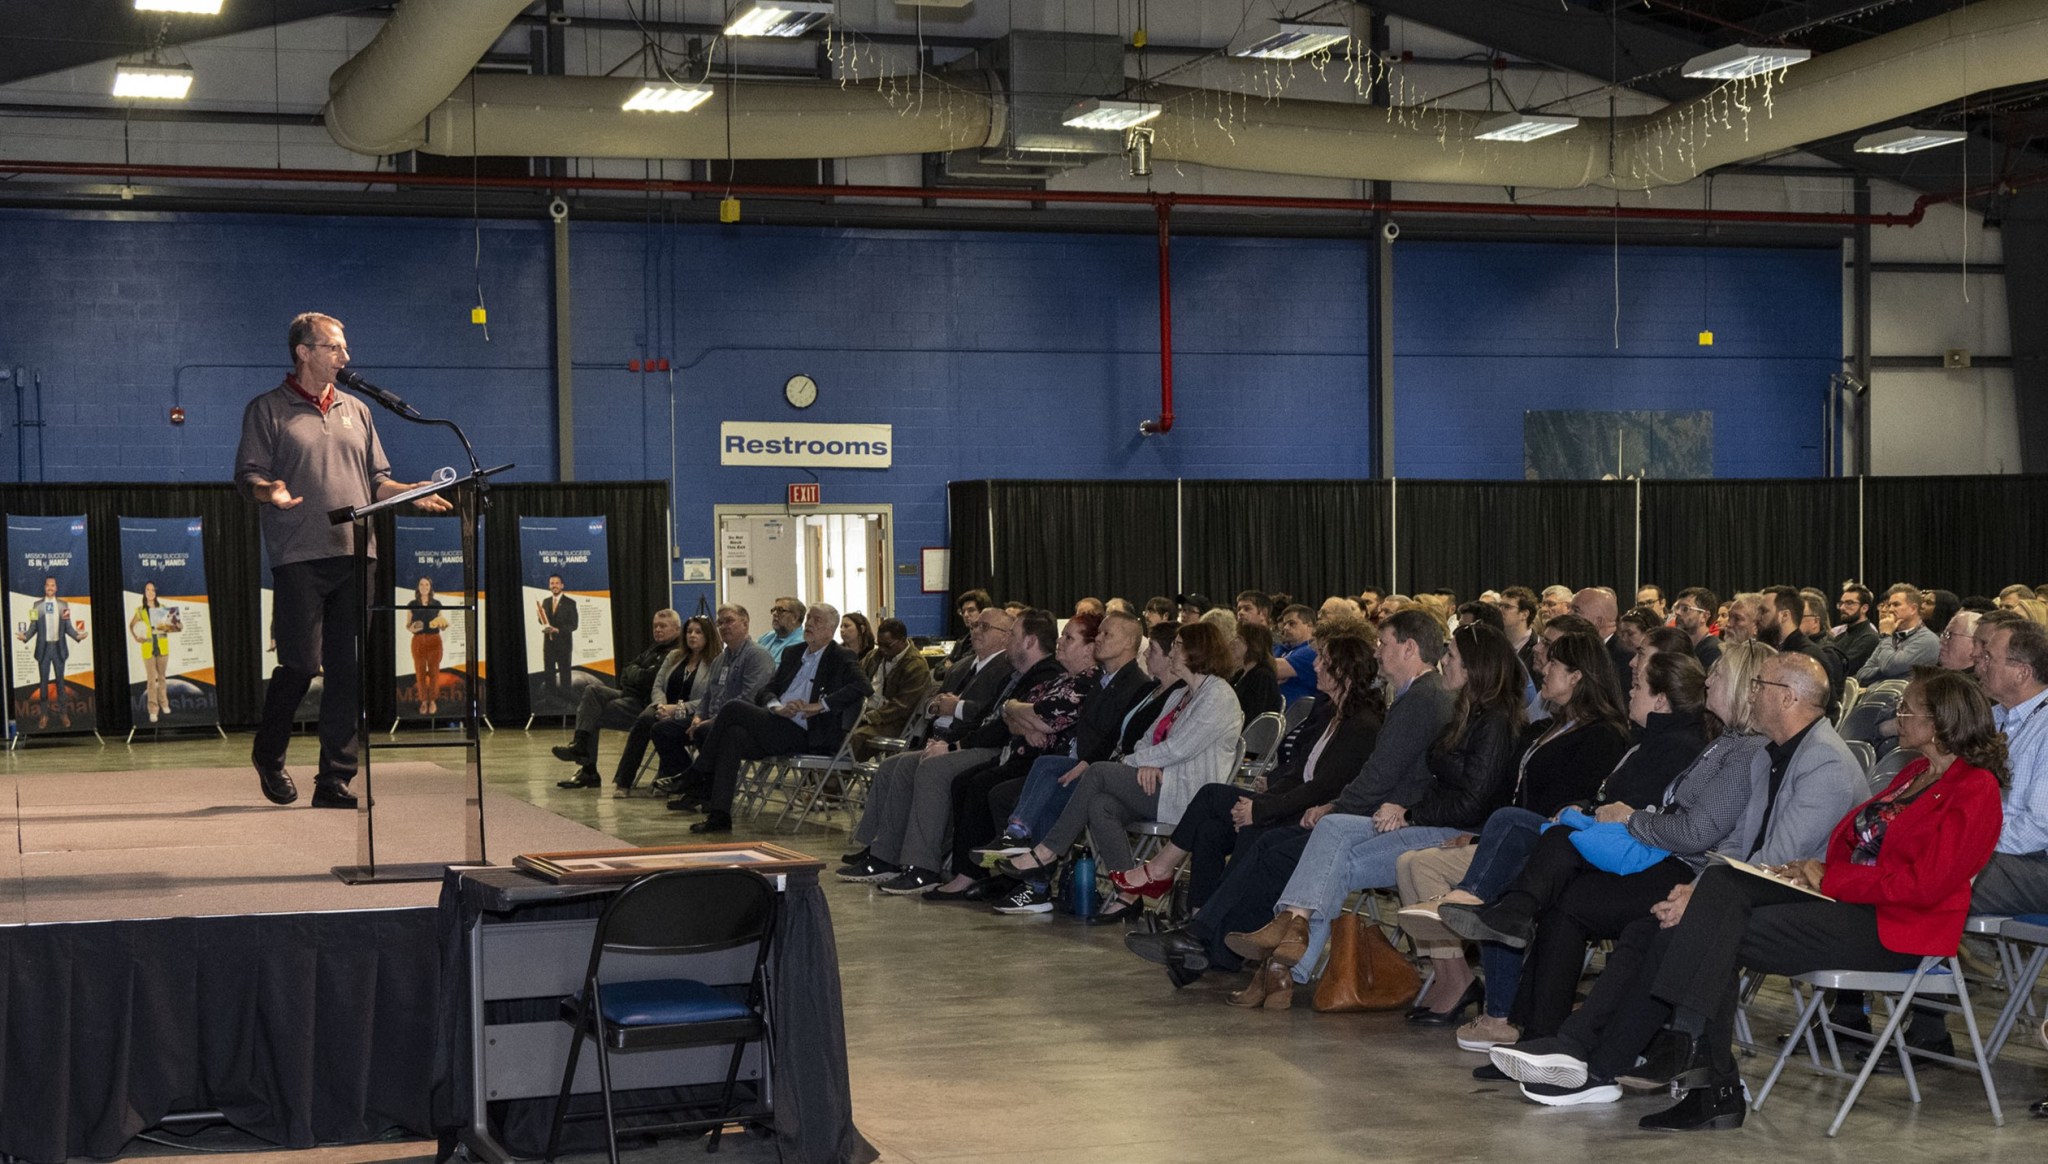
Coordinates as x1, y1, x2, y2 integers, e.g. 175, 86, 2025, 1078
519, 516, 614, 716
6, 514, 95, 735
118, 516, 220, 728
394, 518, 485, 720
258, 535, 323, 724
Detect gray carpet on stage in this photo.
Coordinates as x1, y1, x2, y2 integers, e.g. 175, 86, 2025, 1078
0, 763, 614, 924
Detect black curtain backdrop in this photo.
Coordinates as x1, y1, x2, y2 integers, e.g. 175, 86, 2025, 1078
1638, 479, 1862, 604
944, 480, 992, 637
950, 475, 2048, 617
0, 481, 668, 734
974, 480, 1178, 613
1396, 481, 1636, 601
1180, 480, 1392, 607
1863, 477, 2048, 599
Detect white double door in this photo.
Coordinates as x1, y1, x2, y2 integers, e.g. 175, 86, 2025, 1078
715, 505, 892, 624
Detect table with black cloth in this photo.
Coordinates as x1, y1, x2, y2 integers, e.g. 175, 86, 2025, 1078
431, 865, 875, 1164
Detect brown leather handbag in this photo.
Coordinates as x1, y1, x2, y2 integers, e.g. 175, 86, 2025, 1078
1312, 913, 1422, 1012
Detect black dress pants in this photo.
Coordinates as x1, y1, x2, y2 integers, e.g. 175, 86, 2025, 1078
1509, 841, 1695, 1037
1187, 824, 1311, 969
944, 757, 1007, 876
689, 701, 808, 815
254, 556, 361, 786
1556, 916, 1681, 1079
1170, 782, 1269, 909
1650, 864, 1918, 1076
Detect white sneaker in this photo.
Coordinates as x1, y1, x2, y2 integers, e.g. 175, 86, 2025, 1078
1456, 1014, 1521, 1052
1490, 1039, 1590, 1087
1520, 1079, 1621, 1107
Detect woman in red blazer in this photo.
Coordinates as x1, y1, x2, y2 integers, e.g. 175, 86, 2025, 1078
1633, 668, 2005, 1133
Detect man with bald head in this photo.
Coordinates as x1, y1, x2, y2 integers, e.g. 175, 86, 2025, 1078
1742, 652, 1866, 865
1572, 586, 1632, 689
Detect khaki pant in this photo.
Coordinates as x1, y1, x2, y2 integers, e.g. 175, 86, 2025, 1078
1396, 844, 1479, 959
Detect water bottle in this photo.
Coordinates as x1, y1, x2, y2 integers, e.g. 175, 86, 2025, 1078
1069, 849, 1098, 918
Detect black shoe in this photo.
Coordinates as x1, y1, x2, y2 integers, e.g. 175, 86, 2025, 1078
689, 813, 733, 834
962, 875, 1014, 902
551, 744, 583, 763
1408, 979, 1485, 1026
840, 845, 871, 865
837, 856, 900, 884
649, 773, 682, 796
2030, 1095, 2048, 1118
310, 783, 358, 809
666, 794, 708, 812
1439, 901, 1534, 948
1165, 961, 1205, 989
1124, 927, 1211, 971
992, 883, 1053, 914
1639, 1079, 1745, 1132
556, 767, 601, 789
1472, 1062, 1511, 1082
1087, 896, 1147, 925
970, 833, 1033, 865
922, 878, 985, 902
256, 764, 298, 806
878, 868, 944, 896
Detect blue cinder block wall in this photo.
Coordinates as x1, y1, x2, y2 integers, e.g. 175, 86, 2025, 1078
0, 208, 1839, 632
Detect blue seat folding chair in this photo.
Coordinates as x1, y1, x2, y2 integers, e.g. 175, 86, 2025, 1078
544, 868, 779, 1162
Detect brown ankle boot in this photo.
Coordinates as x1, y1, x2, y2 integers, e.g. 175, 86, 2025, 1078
1260, 960, 1296, 1010
1224, 912, 1311, 966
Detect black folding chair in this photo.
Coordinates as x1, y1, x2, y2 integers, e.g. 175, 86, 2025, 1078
544, 868, 779, 1162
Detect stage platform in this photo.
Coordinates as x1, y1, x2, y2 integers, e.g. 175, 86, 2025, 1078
0, 762, 614, 1164
0, 762, 611, 924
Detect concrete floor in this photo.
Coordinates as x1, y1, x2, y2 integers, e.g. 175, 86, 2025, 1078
11, 724, 2048, 1163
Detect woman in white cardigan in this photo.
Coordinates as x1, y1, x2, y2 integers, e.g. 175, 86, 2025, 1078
998, 621, 1244, 923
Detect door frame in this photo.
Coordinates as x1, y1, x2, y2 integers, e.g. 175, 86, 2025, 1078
712, 503, 895, 618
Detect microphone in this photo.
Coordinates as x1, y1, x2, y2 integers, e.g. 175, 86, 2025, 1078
334, 368, 418, 415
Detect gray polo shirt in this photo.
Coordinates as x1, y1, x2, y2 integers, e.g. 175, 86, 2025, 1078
235, 378, 393, 568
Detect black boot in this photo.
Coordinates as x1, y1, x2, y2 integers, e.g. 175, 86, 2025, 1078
1638, 1078, 1745, 1132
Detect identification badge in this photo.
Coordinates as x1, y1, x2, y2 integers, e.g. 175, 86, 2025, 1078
340, 413, 353, 428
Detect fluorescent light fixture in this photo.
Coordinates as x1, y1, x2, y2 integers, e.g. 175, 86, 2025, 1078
724, 0, 832, 37
1681, 44, 1811, 80
113, 64, 194, 100
135, 0, 225, 12
1474, 112, 1579, 142
622, 82, 714, 112
1235, 21, 1351, 60
1853, 126, 1966, 154
1061, 98, 1161, 131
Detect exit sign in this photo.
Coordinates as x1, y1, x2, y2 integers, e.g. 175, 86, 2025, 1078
788, 483, 821, 506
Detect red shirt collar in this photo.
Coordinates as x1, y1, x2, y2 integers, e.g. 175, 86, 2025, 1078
284, 373, 333, 415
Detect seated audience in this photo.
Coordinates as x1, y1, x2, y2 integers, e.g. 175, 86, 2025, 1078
756, 595, 803, 660
1969, 620, 2048, 916
1234, 590, 1274, 628
610, 613, 716, 793
1624, 668, 2002, 1131
1857, 583, 1939, 682
840, 611, 875, 661
1499, 586, 1541, 676
1636, 585, 1667, 620
552, 608, 683, 789
1113, 626, 1384, 921
645, 605, 776, 790
939, 590, 992, 675
1540, 586, 1574, 621
670, 603, 872, 833
1273, 604, 1320, 706
995, 622, 1243, 922
1765, 584, 1843, 718
1924, 588, 1961, 636
847, 617, 932, 761
1142, 596, 1177, 628
1230, 620, 1284, 719
1833, 583, 1879, 674
1672, 587, 1721, 671
1123, 610, 1455, 984
1221, 624, 1522, 1011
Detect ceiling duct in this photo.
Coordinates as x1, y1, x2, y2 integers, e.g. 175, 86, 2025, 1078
322, 0, 2048, 193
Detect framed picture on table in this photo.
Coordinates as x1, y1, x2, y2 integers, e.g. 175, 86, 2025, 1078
513, 840, 825, 884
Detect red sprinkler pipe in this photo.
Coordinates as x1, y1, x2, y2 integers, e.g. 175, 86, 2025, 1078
1141, 200, 1175, 436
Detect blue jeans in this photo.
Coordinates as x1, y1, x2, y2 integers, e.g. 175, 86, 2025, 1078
1459, 806, 1547, 899
1274, 814, 1463, 982
1006, 753, 1083, 841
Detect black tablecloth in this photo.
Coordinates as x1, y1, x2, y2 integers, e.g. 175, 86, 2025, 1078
431, 867, 875, 1164
0, 908, 442, 1163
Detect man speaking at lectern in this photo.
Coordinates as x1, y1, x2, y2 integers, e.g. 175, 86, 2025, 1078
235, 312, 450, 809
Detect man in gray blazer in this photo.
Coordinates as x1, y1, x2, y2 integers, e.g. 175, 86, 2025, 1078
1738, 651, 1867, 866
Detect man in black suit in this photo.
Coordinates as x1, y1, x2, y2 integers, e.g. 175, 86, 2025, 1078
537, 574, 578, 701
677, 602, 872, 834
